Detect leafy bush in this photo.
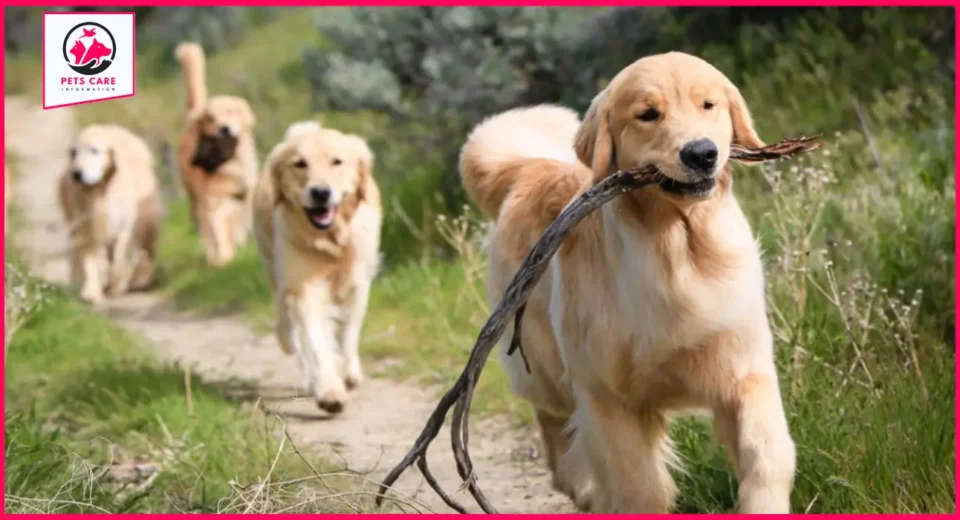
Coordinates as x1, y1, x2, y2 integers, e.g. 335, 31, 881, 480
303, 7, 598, 211
142, 7, 280, 63
305, 7, 595, 118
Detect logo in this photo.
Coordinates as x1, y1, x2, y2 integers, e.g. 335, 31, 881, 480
43, 12, 135, 109
62, 22, 116, 76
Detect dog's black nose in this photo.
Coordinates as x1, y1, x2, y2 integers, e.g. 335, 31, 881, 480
309, 187, 332, 205
219, 125, 232, 137
72, 169, 83, 183
679, 139, 719, 174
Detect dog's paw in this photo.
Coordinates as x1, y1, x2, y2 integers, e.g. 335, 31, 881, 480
315, 385, 348, 415
209, 254, 232, 268
106, 275, 130, 297
79, 285, 104, 305
128, 260, 155, 291
553, 473, 596, 511
106, 285, 127, 297
571, 480, 597, 512
345, 365, 364, 390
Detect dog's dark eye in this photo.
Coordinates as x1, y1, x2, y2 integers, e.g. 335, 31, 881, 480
637, 108, 660, 122
703, 101, 715, 110
332, 158, 343, 166
293, 159, 308, 168
68, 147, 77, 158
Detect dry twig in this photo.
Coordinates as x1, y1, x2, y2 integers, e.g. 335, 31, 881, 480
376, 136, 823, 513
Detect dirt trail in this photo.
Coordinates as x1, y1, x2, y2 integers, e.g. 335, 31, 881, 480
5, 97, 574, 513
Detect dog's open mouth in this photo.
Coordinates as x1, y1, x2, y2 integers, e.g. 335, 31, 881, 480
658, 176, 716, 198
304, 206, 337, 230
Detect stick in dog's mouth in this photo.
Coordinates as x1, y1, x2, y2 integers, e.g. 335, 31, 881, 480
653, 135, 824, 197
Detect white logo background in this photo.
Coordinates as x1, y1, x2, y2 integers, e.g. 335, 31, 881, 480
43, 12, 135, 109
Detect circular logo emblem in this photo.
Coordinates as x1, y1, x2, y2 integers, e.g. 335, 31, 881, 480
61, 22, 116, 76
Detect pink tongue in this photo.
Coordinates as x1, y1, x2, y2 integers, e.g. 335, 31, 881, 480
311, 209, 332, 224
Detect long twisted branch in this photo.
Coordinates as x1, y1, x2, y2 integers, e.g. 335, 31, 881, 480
376, 135, 823, 513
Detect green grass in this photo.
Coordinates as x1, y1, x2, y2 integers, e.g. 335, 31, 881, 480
4, 276, 346, 513
3, 266, 433, 514
5, 7, 955, 513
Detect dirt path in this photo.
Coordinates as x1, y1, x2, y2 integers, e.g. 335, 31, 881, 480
5, 97, 574, 513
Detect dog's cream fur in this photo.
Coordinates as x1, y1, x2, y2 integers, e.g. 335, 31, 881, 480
175, 42, 258, 267
460, 52, 795, 513
57, 124, 160, 304
253, 121, 382, 414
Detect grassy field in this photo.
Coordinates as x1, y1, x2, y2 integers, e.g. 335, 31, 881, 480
5, 7, 955, 513
5, 257, 411, 512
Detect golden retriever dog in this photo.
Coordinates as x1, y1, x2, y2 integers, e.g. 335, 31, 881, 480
175, 42, 258, 267
459, 52, 795, 513
253, 121, 381, 414
57, 124, 160, 304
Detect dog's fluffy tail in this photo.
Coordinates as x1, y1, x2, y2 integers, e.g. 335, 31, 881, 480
175, 42, 207, 113
459, 104, 581, 217
284, 121, 323, 141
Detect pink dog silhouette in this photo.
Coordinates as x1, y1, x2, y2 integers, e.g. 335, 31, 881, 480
69, 37, 111, 67
82, 39, 112, 65
69, 39, 86, 65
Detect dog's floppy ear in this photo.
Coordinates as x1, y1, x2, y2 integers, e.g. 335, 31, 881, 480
263, 141, 294, 206
106, 128, 150, 178
103, 145, 120, 179
726, 84, 764, 150
575, 88, 614, 180
240, 101, 257, 131
348, 135, 375, 203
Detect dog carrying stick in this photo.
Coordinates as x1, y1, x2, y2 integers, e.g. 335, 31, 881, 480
376, 136, 822, 514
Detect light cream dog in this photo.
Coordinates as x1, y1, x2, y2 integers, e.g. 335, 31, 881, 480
175, 42, 258, 267
460, 52, 795, 513
57, 124, 160, 304
253, 121, 382, 414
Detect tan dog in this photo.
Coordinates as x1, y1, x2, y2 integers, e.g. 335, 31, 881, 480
57, 124, 160, 304
253, 121, 381, 414
175, 42, 258, 267
460, 52, 795, 513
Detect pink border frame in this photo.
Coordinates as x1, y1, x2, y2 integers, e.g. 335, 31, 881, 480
1, 2, 958, 517
41, 10, 136, 109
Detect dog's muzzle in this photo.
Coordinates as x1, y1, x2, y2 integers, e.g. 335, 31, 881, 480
303, 187, 338, 230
